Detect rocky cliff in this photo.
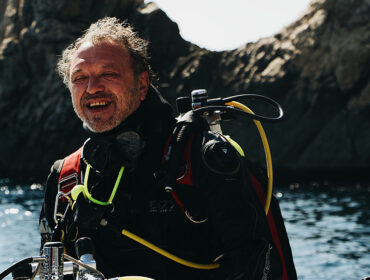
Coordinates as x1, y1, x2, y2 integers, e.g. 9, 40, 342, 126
0, 0, 369, 182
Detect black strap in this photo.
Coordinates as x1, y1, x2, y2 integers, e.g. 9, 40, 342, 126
157, 111, 209, 190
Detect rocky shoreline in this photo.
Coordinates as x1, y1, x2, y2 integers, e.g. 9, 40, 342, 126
0, 0, 369, 183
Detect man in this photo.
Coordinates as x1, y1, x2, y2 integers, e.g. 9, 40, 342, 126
40, 17, 296, 280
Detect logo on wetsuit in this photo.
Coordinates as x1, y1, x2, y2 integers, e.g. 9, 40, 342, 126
149, 199, 176, 213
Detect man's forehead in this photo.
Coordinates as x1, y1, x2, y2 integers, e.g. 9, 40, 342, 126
74, 41, 128, 59
70, 41, 130, 72
71, 63, 117, 74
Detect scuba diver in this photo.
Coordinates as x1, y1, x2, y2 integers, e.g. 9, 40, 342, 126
39, 17, 297, 280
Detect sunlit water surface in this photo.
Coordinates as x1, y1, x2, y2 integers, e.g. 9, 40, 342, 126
0, 181, 369, 280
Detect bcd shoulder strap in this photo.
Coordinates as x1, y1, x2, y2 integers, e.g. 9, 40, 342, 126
58, 147, 83, 195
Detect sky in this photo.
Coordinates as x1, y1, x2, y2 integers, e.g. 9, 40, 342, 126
144, 0, 312, 51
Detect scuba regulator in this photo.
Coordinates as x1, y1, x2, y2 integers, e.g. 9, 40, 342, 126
173, 89, 283, 214
177, 89, 283, 129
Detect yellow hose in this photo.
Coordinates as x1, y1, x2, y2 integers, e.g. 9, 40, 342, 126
225, 101, 273, 215
121, 229, 220, 270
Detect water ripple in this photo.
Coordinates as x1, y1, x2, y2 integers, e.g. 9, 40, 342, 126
0, 183, 369, 280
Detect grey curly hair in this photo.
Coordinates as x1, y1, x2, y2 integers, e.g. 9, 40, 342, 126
56, 17, 152, 86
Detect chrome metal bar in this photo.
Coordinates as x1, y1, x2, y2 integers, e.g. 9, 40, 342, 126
63, 254, 105, 279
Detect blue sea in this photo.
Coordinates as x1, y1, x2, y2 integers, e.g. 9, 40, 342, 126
0, 180, 369, 279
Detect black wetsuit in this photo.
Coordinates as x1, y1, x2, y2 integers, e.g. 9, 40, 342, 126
40, 87, 296, 280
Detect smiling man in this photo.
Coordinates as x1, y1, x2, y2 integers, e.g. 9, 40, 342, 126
39, 17, 296, 280
69, 41, 148, 132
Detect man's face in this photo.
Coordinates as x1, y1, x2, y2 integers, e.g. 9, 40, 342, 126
69, 41, 149, 132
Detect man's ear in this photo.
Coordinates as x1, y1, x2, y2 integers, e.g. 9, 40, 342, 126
138, 71, 149, 101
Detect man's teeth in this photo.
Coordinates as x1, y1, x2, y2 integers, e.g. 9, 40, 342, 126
89, 102, 108, 108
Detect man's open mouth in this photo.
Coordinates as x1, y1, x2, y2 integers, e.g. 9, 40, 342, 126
87, 101, 111, 109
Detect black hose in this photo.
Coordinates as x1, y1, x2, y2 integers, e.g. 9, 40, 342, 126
193, 104, 283, 122
0, 257, 34, 280
205, 93, 284, 122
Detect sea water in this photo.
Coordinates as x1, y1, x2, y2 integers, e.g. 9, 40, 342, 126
0, 181, 369, 280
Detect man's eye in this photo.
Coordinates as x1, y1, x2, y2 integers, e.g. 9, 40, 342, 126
73, 76, 87, 82
102, 72, 118, 78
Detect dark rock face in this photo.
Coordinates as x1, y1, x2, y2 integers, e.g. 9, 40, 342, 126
0, 0, 368, 182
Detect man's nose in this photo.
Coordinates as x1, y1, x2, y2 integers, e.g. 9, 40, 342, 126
86, 76, 104, 95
